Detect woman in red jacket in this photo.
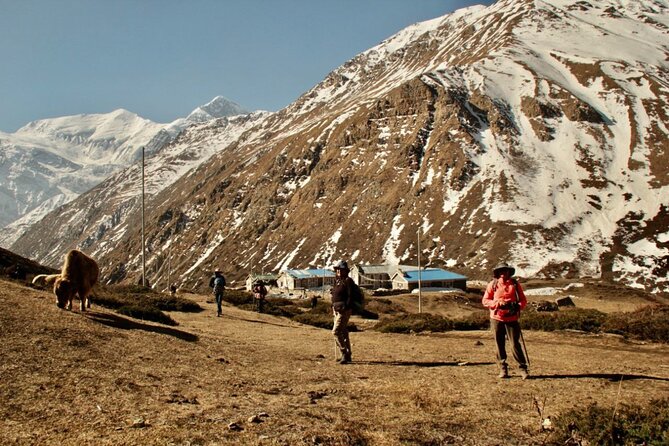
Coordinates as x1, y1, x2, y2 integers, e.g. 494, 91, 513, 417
482, 264, 529, 379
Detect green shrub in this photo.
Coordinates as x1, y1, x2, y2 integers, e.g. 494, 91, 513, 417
521, 307, 607, 333
152, 296, 202, 313
263, 301, 303, 318
266, 297, 298, 307
364, 298, 407, 315
308, 301, 332, 314
357, 308, 379, 320
292, 312, 334, 329
116, 305, 178, 326
374, 313, 453, 334
549, 398, 669, 445
602, 305, 669, 343
221, 290, 254, 306
452, 312, 489, 330
91, 284, 201, 326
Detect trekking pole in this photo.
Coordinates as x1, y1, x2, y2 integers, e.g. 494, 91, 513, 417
520, 330, 530, 367
334, 338, 338, 361
513, 284, 530, 367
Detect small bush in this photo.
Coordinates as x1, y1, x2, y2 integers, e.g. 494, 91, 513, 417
549, 398, 669, 445
292, 312, 334, 330
308, 301, 333, 314
221, 290, 254, 306
116, 305, 178, 326
291, 310, 358, 331
92, 284, 201, 326
521, 307, 607, 333
263, 302, 303, 318
364, 298, 407, 315
452, 312, 489, 330
153, 297, 202, 313
603, 305, 669, 343
374, 313, 453, 334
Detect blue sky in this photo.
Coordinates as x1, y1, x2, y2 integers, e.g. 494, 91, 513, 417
0, 0, 492, 132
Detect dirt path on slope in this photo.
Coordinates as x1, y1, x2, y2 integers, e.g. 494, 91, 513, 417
1, 279, 668, 445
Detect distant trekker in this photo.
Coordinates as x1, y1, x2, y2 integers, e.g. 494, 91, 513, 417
330, 260, 360, 364
209, 269, 226, 317
481, 264, 529, 379
252, 280, 268, 313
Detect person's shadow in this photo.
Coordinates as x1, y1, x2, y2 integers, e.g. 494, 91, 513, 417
528, 372, 669, 382
354, 360, 494, 368
84, 311, 198, 342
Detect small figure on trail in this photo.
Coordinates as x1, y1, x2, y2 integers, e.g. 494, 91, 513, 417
170, 284, 177, 296
252, 280, 268, 313
330, 260, 360, 365
310, 295, 320, 309
482, 264, 529, 379
209, 269, 226, 317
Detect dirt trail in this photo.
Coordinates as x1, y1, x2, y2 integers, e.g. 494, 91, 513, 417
1, 279, 668, 445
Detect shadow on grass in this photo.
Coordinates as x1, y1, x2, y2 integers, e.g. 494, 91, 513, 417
224, 313, 297, 329
529, 373, 669, 382
84, 311, 198, 343
355, 360, 494, 368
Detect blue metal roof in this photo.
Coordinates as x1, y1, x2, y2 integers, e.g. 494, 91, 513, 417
398, 268, 467, 283
283, 268, 335, 279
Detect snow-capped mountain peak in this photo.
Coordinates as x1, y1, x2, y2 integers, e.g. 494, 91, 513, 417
186, 96, 249, 123
0, 96, 254, 247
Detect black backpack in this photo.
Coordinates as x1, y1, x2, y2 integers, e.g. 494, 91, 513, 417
213, 276, 226, 292
348, 280, 365, 314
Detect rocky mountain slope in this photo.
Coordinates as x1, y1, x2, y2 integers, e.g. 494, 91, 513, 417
11, 0, 669, 294
0, 96, 248, 247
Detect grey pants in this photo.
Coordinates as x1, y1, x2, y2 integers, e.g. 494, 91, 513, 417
491, 319, 527, 369
332, 308, 352, 358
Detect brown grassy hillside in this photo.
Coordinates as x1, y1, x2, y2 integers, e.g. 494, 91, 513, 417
1, 278, 668, 445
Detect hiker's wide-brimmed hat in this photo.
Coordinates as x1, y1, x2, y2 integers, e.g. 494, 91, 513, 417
333, 260, 350, 271
493, 264, 515, 278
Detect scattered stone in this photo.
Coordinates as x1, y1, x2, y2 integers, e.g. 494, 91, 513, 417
130, 417, 149, 428
248, 415, 263, 423
535, 301, 559, 312
542, 417, 553, 431
458, 361, 469, 366
217, 357, 229, 363
228, 422, 243, 431
166, 391, 199, 404
315, 354, 325, 359
308, 390, 327, 404
556, 296, 576, 307
475, 340, 484, 346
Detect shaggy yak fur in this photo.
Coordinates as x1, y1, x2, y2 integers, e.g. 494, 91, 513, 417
53, 250, 100, 311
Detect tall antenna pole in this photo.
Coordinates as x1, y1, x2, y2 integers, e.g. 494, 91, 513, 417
141, 146, 146, 287
167, 247, 171, 292
418, 228, 422, 314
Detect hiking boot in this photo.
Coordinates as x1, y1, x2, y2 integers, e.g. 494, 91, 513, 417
498, 365, 509, 379
339, 354, 352, 365
520, 369, 529, 380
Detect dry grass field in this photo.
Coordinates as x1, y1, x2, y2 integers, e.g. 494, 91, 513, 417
1, 278, 668, 445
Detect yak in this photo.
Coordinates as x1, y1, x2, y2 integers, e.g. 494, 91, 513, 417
53, 250, 99, 311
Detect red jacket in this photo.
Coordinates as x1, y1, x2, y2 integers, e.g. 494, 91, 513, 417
482, 277, 527, 322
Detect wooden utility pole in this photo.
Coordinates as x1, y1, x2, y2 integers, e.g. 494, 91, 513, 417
141, 146, 146, 287
418, 228, 422, 314
167, 247, 171, 292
